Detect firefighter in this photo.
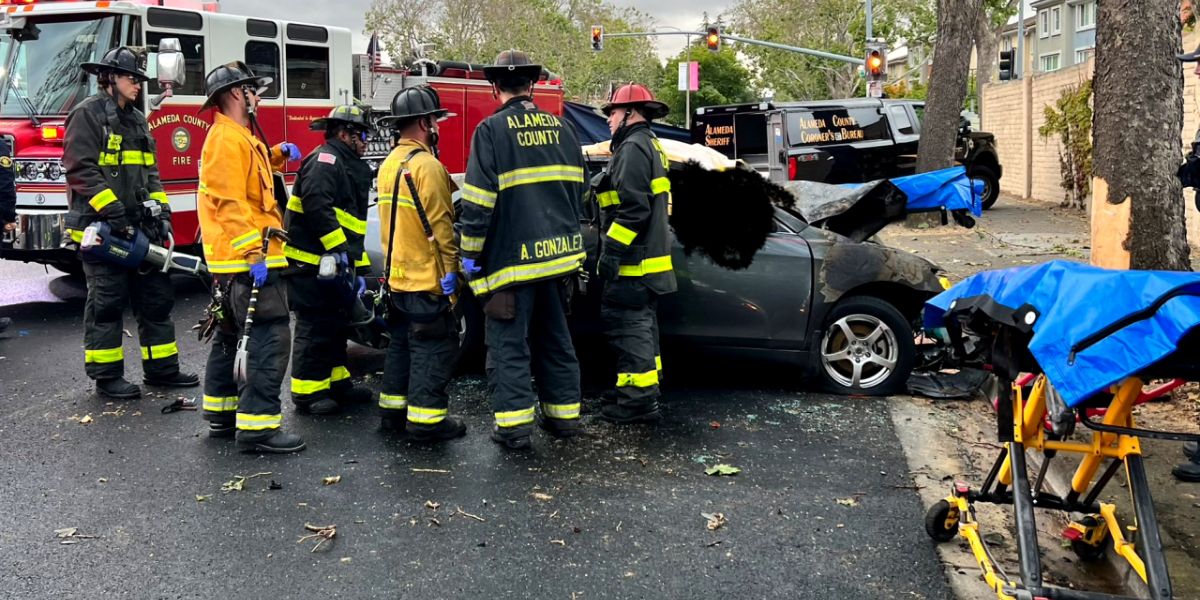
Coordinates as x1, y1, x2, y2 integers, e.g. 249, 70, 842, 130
197, 62, 304, 453
594, 84, 677, 424
281, 105, 375, 416
461, 50, 587, 450
62, 47, 198, 399
375, 86, 466, 442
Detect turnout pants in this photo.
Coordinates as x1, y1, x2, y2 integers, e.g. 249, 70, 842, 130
380, 292, 458, 425
286, 273, 353, 408
81, 259, 180, 381
601, 279, 662, 411
484, 278, 581, 430
202, 274, 291, 432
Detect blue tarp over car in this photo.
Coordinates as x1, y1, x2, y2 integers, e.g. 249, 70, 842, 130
563, 101, 692, 144
924, 260, 1200, 407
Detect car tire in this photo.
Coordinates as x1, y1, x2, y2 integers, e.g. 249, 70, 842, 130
817, 296, 915, 396
970, 165, 1000, 210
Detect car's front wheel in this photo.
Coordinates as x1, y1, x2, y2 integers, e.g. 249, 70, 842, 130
817, 296, 915, 395
970, 165, 1000, 210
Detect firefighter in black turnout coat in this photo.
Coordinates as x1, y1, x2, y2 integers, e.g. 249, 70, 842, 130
461, 50, 588, 450
63, 47, 198, 399
594, 83, 677, 424
282, 105, 376, 415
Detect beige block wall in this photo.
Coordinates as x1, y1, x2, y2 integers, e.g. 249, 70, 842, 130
983, 29, 1200, 248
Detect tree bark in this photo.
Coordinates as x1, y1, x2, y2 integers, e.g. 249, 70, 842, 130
909, 0, 984, 226
1091, 0, 1189, 270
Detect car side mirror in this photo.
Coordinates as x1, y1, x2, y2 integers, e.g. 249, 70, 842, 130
150, 38, 185, 111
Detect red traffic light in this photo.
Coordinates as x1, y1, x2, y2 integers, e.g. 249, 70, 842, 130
866, 50, 884, 75
591, 25, 603, 51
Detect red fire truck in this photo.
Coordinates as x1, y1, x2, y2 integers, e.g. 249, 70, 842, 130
0, 0, 564, 275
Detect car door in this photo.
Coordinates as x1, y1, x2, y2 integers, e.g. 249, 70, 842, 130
658, 212, 814, 350
887, 103, 920, 175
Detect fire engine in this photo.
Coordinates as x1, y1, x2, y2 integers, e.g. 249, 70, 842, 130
0, 0, 565, 275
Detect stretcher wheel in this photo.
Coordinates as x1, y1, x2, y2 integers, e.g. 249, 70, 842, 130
924, 500, 960, 542
1069, 516, 1110, 562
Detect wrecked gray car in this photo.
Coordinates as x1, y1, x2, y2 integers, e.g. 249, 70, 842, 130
359, 161, 951, 396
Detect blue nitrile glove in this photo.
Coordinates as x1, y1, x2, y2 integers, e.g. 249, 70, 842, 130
440, 272, 458, 296
281, 142, 301, 162
355, 276, 367, 297
249, 261, 269, 287
461, 258, 481, 276
336, 251, 350, 271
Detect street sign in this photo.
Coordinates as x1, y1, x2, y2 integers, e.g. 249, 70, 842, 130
677, 61, 699, 92
867, 80, 883, 99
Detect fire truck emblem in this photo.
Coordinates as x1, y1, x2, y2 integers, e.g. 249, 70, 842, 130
172, 127, 191, 153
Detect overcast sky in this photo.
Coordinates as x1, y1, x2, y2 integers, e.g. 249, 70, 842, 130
221, 0, 730, 60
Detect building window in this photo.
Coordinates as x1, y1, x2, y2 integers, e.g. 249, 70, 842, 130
286, 44, 329, 99
1051, 7, 1062, 35
1040, 52, 1061, 72
1075, 1, 1096, 30
1075, 46, 1094, 63
245, 42, 281, 99
1039, 9, 1050, 38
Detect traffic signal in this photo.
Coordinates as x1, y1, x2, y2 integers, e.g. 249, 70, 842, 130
998, 49, 1014, 81
591, 25, 603, 52
865, 47, 886, 81
705, 25, 721, 52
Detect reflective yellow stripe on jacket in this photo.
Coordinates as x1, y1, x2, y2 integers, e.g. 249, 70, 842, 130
498, 165, 584, 191
619, 255, 672, 277
469, 252, 585, 296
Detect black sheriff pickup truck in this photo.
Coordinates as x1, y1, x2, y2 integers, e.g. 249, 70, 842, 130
692, 98, 1003, 209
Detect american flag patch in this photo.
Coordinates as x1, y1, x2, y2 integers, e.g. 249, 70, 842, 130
317, 152, 337, 165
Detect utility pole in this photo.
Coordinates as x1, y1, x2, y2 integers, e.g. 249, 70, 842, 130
685, 34, 692, 130
1016, 0, 1024, 79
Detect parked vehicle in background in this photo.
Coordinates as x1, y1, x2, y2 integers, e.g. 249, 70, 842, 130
692, 98, 1003, 210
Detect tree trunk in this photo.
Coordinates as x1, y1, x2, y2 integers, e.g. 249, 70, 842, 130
973, 8, 1000, 116
909, 0, 984, 227
1091, 0, 1189, 270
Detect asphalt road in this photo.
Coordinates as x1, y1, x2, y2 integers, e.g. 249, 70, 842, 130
0, 259, 953, 600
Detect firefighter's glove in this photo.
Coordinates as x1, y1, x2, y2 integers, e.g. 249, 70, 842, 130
354, 276, 368, 298
461, 258, 481, 277
336, 251, 351, 272
281, 142, 301, 162
598, 252, 621, 282
440, 272, 458, 296
102, 204, 133, 238
249, 260, 269, 287
158, 215, 173, 240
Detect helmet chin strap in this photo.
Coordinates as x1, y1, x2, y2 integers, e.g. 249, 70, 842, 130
241, 84, 275, 157
426, 116, 440, 158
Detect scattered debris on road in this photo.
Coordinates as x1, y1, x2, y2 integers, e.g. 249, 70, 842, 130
424, 500, 441, 510
75, 415, 93, 425
196, 494, 211, 502
297, 523, 336, 553
221, 472, 272, 493
54, 527, 99, 544
322, 475, 341, 486
454, 506, 485, 522
411, 468, 450, 474
835, 496, 861, 507
705, 464, 741, 476
701, 512, 728, 530
532, 492, 554, 502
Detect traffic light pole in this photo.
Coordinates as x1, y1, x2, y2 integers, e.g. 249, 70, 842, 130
600, 31, 864, 65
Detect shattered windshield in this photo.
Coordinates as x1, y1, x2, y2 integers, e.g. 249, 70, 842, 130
0, 15, 119, 117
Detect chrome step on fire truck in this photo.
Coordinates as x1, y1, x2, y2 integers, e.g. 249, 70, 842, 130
0, 0, 565, 275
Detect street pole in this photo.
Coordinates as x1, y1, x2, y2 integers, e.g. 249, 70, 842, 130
1017, 0, 1025, 79
865, 0, 873, 40
685, 34, 692, 131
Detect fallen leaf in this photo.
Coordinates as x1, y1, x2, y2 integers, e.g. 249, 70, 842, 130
79, 415, 93, 425
532, 492, 554, 502
701, 512, 727, 531
54, 528, 77, 538
97, 478, 107, 484
196, 495, 211, 502
221, 478, 245, 492
705, 464, 741, 476
322, 475, 342, 486
835, 497, 860, 507
709, 421, 721, 429
550, 539, 566, 546
340, 557, 352, 564
424, 500, 441, 510
983, 532, 1007, 547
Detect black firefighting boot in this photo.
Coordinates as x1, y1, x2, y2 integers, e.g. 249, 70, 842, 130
1184, 441, 1198, 460
97, 377, 141, 400
295, 397, 341, 416
333, 386, 375, 407
380, 411, 407, 434
538, 415, 583, 439
208, 420, 235, 439
408, 416, 468, 443
1172, 454, 1200, 482
598, 402, 663, 425
236, 429, 307, 454
491, 424, 533, 450
144, 370, 201, 388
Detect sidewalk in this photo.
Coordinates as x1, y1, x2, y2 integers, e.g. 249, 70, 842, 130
883, 194, 1200, 599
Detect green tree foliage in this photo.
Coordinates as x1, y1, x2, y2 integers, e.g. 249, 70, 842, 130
730, 0, 936, 101
363, 0, 661, 103
1038, 80, 1093, 209
653, 44, 756, 126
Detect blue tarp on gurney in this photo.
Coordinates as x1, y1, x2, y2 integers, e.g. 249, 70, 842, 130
924, 260, 1200, 407
563, 101, 692, 145
841, 166, 984, 216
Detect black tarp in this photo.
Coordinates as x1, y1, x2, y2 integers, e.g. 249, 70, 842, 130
563, 101, 692, 145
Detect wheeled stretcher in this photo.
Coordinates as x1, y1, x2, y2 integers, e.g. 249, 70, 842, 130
922, 261, 1200, 600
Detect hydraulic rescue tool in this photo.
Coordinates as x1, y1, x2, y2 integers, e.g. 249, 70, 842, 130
79, 207, 207, 277
234, 227, 289, 385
